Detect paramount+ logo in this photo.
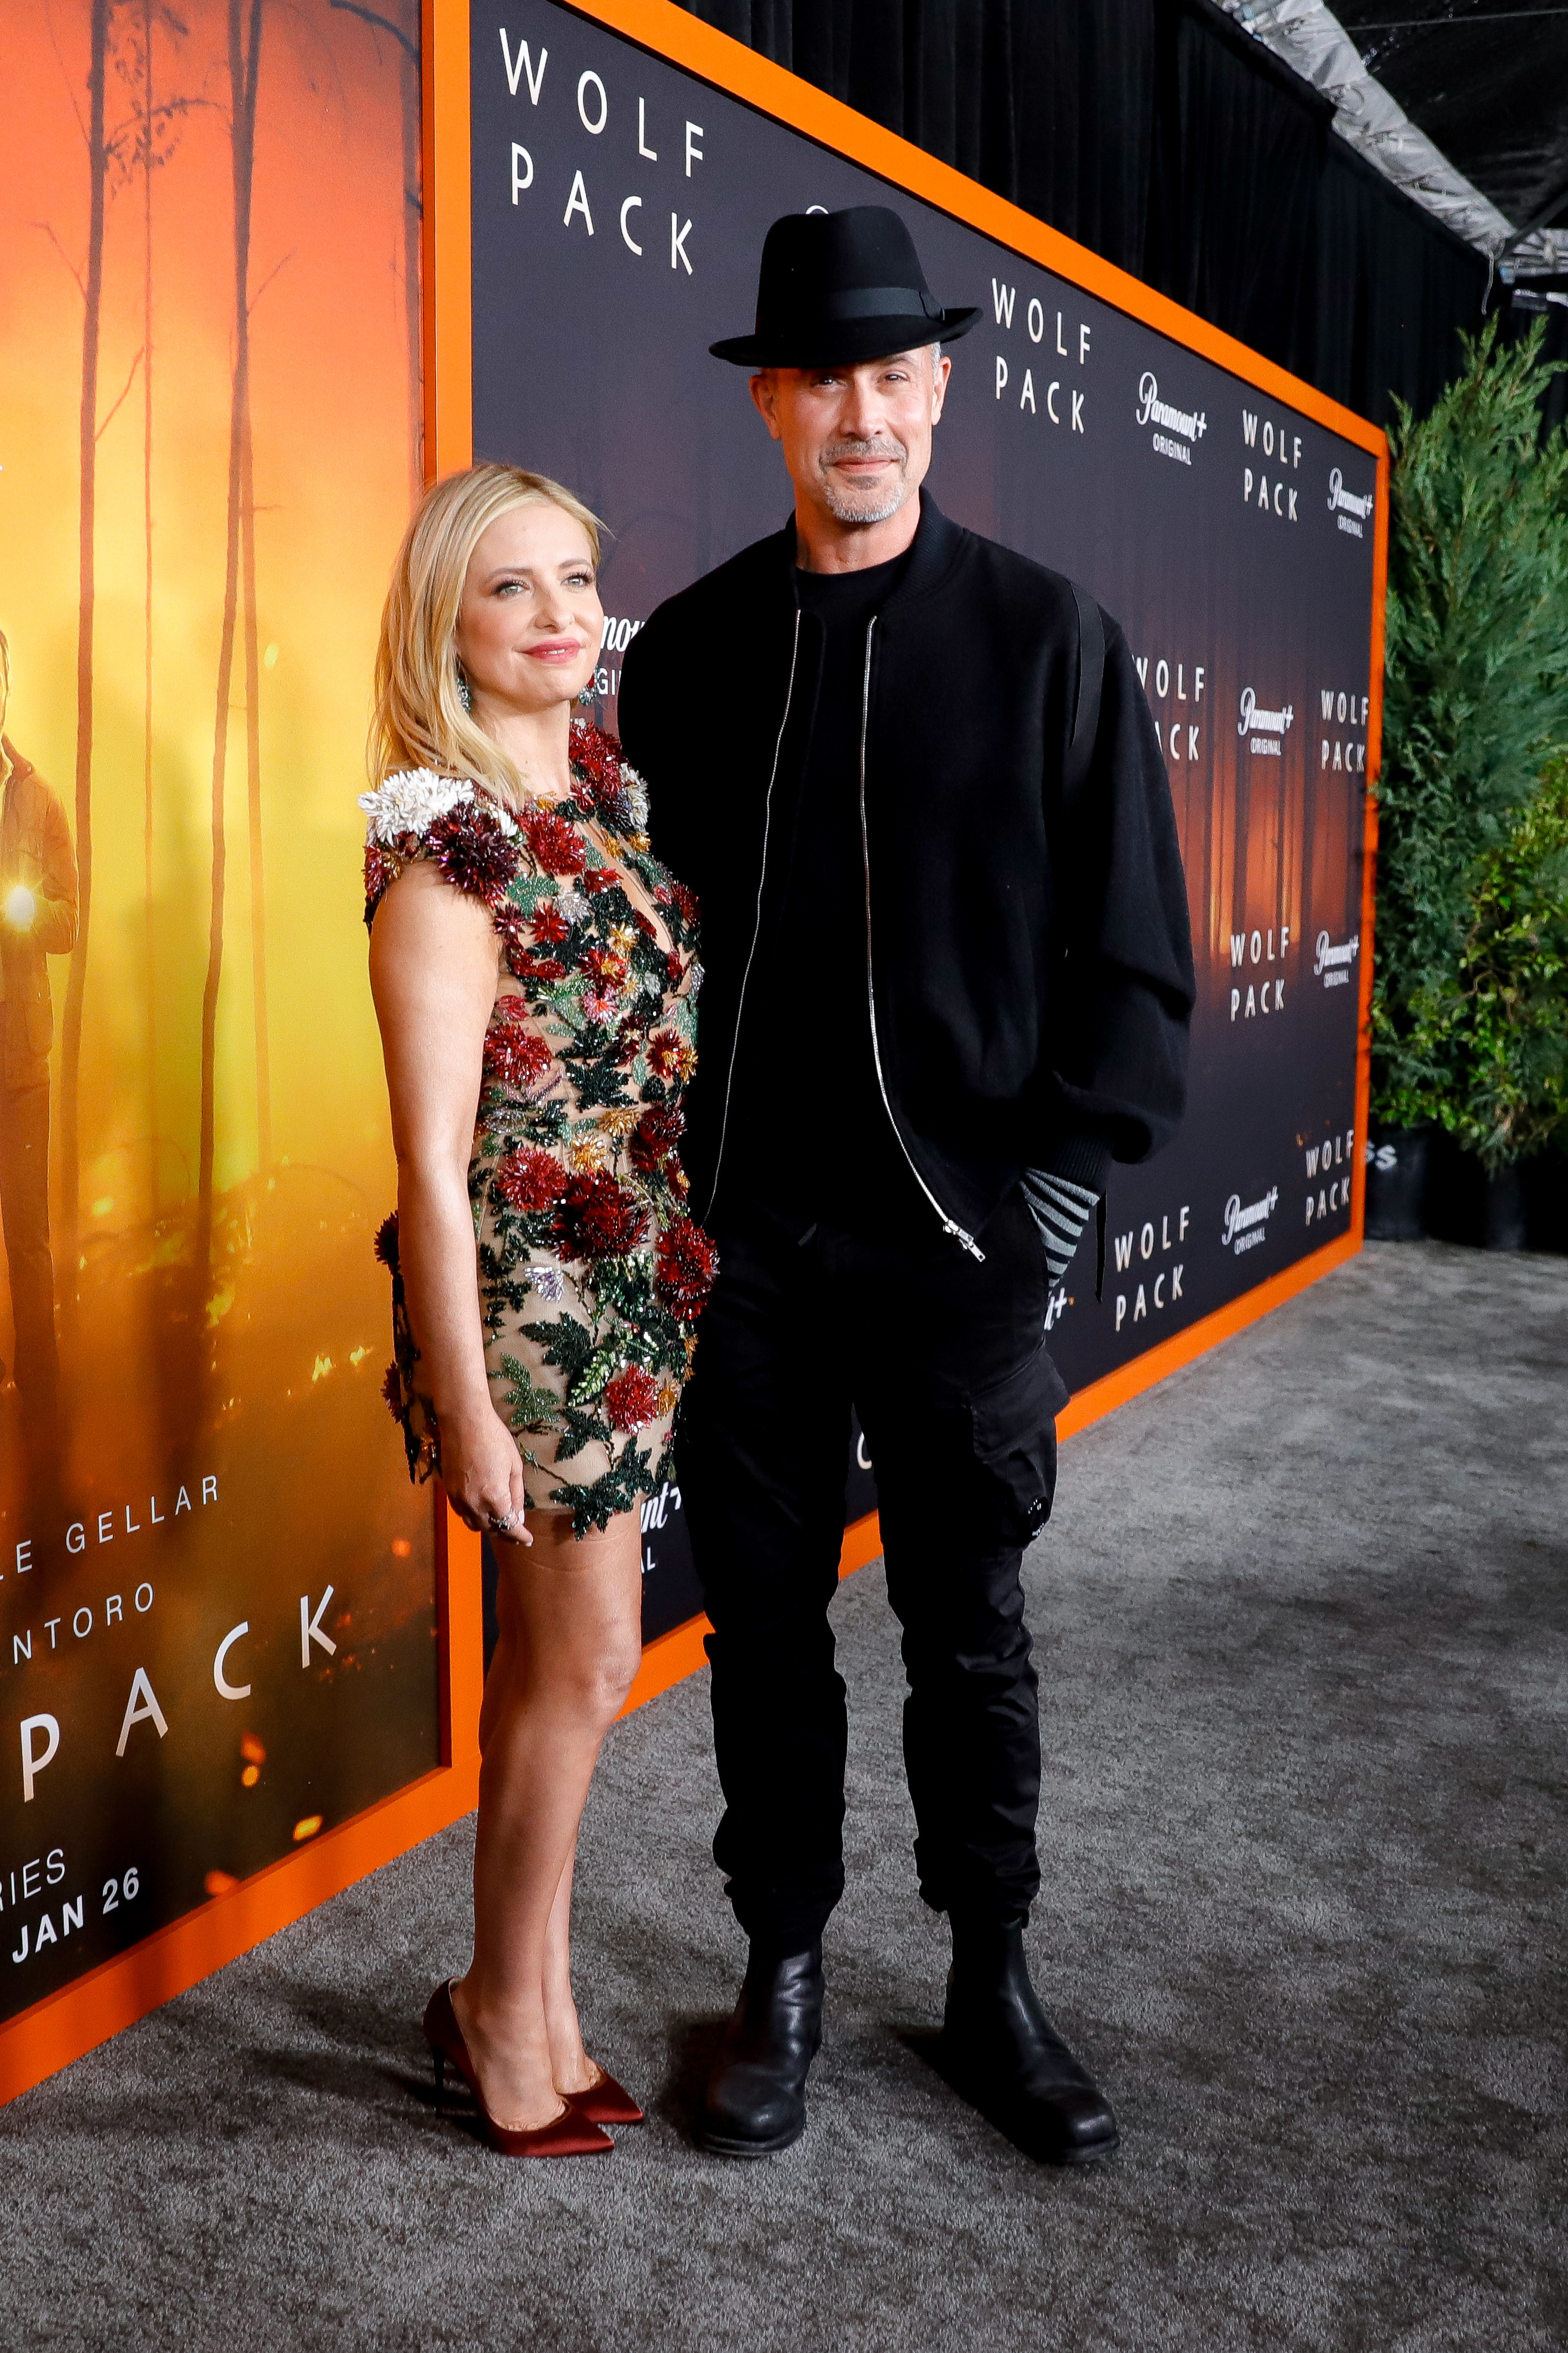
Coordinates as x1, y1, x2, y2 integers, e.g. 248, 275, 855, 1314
592, 612, 643, 700
1238, 686, 1294, 759
1221, 1184, 1278, 1257
1136, 370, 1207, 467
1314, 929, 1360, 989
1328, 467, 1374, 540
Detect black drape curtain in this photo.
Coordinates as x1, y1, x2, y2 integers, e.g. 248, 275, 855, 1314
680, 0, 1490, 425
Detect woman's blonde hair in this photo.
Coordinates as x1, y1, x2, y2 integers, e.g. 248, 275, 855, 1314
369, 462, 604, 802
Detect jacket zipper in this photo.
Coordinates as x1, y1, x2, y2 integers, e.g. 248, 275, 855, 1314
858, 618, 985, 1263
702, 607, 802, 1223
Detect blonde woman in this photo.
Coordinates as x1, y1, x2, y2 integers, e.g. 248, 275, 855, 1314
363, 465, 714, 2157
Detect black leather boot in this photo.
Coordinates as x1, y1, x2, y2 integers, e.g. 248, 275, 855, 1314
939, 1917, 1119, 2165
698, 1942, 824, 2158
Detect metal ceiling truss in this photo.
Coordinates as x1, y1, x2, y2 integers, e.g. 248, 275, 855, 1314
1222, 0, 1568, 274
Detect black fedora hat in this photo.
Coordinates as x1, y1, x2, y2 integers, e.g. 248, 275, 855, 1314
711, 205, 980, 369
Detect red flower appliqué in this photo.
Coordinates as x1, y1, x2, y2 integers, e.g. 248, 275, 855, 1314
428, 808, 519, 902
484, 1011, 554, 1093
530, 901, 570, 945
569, 718, 625, 805
603, 1365, 659, 1432
560, 1171, 648, 1258
364, 843, 392, 923
646, 1028, 695, 1085
496, 1146, 568, 1215
630, 1104, 685, 1174
582, 865, 619, 896
671, 880, 700, 929
666, 950, 684, 987
584, 945, 629, 988
515, 951, 567, 985
615, 1011, 650, 1066
655, 1219, 717, 1320
526, 810, 587, 876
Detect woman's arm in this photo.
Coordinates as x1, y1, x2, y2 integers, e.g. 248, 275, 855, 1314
369, 860, 530, 1542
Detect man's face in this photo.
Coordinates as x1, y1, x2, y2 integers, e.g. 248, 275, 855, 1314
750, 348, 950, 532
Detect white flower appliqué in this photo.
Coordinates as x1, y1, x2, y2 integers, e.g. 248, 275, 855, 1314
358, 770, 473, 844
619, 762, 650, 833
359, 769, 521, 847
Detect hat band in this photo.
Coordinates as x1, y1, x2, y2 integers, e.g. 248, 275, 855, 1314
763, 284, 941, 329
823, 284, 940, 320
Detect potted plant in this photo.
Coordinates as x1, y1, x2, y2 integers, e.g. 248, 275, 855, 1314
1368, 320, 1568, 1239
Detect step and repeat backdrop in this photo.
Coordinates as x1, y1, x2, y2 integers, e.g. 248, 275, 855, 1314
0, 0, 1379, 2079
465, 0, 1380, 1641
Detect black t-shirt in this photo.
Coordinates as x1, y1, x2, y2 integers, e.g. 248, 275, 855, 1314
725, 549, 927, 1233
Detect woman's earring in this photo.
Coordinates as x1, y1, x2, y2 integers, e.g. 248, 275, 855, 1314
455, 659, 473, 714
576, 681, 596, 708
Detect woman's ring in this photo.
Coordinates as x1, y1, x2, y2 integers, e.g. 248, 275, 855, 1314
491, 1506, 524, 1535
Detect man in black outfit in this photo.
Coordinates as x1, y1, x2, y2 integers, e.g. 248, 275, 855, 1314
619, 208, 1194, 2165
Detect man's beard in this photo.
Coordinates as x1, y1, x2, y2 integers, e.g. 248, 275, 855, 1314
818, 436, 910, 524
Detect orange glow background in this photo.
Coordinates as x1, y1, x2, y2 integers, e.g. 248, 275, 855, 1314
0, 0, 434, 2018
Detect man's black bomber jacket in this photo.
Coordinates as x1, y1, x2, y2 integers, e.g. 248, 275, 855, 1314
618, 494, 1196, 1249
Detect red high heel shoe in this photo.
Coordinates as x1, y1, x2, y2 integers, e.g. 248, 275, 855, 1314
422, 1982, 613, 2159
567, 2060, 645, 2127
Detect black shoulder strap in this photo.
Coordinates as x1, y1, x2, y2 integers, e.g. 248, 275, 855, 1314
1061, 582, 1104, 822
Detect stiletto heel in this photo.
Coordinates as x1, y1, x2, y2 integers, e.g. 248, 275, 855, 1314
422, 1981, 613, 2159
567, 2060, 645, 2126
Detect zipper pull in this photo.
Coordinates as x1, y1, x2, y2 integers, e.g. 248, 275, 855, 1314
944, 1220, 986, 1263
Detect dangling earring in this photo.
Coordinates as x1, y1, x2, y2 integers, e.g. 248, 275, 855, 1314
455, 657, 473, 714
576, 681, 596, 708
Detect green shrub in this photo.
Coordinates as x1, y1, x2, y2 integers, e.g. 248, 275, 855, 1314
1401, 756, 1568, 1169
1371, 319, 1568, 1145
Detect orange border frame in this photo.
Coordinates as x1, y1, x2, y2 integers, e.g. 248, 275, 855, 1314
0, 0, 1387, 2109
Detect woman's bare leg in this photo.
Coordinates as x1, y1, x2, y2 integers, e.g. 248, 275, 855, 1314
476, 1560, 597, 2095
542, 1843, 597, 2095
477, 1562, 518, 1757
452, 1506, 642, 2129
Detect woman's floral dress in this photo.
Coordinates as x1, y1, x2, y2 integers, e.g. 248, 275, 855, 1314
361, 721, 715, 1536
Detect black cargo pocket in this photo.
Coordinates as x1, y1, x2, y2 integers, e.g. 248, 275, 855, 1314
967, 1343, 1069, 1546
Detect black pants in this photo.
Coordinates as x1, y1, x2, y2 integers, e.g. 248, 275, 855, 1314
679, 1188, 1067, 1951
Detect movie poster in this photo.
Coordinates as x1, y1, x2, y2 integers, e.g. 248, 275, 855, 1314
0, 0, 433, 2026
462, 0, 1377, 1638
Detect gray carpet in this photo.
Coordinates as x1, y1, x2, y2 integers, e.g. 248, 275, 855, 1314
5, 1240, 1564, 2352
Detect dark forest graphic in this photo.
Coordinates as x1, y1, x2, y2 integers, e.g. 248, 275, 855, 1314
0, 0, 431, 2024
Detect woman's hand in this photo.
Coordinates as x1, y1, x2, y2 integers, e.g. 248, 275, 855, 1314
439, 1403, 533, 1546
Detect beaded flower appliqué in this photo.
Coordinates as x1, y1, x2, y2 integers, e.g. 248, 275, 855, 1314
363, 721, 713, 1536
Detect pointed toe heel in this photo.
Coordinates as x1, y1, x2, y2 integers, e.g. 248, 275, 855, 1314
422, 1980, 613, 2158
568, 2061, 645, 2127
